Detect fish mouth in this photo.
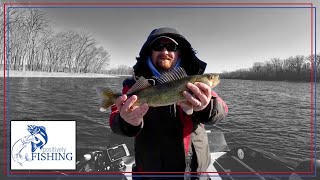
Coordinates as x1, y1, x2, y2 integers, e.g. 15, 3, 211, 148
209, 81, 215, 87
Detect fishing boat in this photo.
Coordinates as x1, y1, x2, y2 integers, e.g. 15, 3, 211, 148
73, 129, 319, 180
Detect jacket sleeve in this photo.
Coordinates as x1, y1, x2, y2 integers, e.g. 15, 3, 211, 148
193, 91, 228, 124
109, 78, 143, 137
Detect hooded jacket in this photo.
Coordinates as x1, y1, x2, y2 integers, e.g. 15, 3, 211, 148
134, 27, 207, 77
109, 27, 228, 179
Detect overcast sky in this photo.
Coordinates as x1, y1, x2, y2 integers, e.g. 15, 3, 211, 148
5, 0, 320, 73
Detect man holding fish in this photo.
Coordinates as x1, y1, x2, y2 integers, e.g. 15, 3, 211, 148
103, 27, 228, 179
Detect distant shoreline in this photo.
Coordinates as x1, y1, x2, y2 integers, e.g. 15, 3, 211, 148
1, 70, 129, 78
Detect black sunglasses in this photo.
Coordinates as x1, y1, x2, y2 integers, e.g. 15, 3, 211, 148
150, 43, 178, 52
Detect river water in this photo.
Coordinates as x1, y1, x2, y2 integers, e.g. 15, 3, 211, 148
0, 77, 319, 174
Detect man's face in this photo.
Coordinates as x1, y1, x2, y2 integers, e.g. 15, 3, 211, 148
150, 38, 180, 71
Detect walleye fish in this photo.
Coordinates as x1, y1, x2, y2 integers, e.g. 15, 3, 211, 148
97, 67, 220, 114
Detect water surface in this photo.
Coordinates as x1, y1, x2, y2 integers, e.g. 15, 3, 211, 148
0, 77, 318, 173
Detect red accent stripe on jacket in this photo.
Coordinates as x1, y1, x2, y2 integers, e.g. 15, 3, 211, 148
179, 108, 193, 156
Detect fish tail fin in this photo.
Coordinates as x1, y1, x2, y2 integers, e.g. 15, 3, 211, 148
96, 87, 120, 112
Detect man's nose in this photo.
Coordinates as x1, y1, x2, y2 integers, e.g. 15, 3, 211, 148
161, 47, 169, 54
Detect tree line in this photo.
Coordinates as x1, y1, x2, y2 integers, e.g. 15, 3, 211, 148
220, 54, 319, 82
0, 8, 133, 75
103, 65, 133, 75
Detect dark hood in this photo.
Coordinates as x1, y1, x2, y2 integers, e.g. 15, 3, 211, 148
133, 27, 207, 77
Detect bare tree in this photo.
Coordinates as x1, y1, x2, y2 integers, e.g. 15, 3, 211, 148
73, 32, 95, 73
0, 7, 24, 70
21, 9, 50, 71
89, 46, 110, 73
251, 62, 264, 73
292, 55, 305, 75
270, 58, 283, 75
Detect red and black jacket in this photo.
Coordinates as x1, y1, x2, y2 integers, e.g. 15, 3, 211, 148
109, 27, 228, 174
109, 77, 228, 173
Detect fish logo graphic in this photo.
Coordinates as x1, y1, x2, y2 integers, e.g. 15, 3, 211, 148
27, 125, 48, 152
11, 125, 48, 166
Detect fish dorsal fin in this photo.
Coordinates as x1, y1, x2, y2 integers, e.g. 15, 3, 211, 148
126, 77, 151, 95
157, 67, 188, 84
